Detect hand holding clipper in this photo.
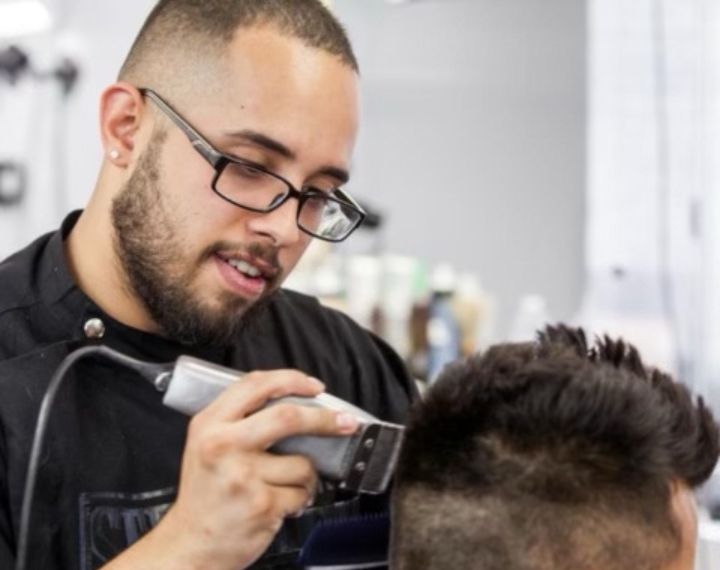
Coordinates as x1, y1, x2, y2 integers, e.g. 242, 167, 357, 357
155, 356, 405, 495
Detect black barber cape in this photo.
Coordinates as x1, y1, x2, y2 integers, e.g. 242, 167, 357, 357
0, 212, 417, 570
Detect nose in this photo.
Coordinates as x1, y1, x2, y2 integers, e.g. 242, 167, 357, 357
245, 196, 303, 246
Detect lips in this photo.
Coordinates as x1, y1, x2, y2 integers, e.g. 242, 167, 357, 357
211, 249, 282, 301
215, 252, 280, 281
226, 257, 262, 277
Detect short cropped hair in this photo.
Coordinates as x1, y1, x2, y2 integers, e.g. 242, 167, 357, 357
392, 325, 719, 570
119, 0, 358, 94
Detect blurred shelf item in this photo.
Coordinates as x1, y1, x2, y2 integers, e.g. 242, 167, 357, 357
285, 243, 495, 384
508, 294, 551, 343
0, 1, 52, 39
426, 264, 460, 383
697, 509, 720, 570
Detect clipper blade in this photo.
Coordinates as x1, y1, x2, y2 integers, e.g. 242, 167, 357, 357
339, 422, 405, 494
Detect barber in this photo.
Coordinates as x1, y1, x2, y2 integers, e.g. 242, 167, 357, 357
0, 1, 417, 568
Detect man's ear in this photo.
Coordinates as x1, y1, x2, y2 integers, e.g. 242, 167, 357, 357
99, 82, 146, 168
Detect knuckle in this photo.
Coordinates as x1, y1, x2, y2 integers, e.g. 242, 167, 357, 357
272, 404, 303, 430
187, 414, 206, 438
284, 369, 307, 382
225, 468, 252, 497
232, 460, 253, 482
242, 371, 264, 384
197, 432, 230, 466
250, 369, 306, 388
247, 488, 275, 519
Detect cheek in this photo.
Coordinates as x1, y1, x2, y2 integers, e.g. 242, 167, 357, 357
279, 235, 313, 273
158, 136, 231, 222
173, 178, 245, 241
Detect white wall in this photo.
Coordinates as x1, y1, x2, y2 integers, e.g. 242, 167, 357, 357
334, 0, 586, 335
1, 0, 586, 336
61, 0, 151, 209
0, 0, 151, 256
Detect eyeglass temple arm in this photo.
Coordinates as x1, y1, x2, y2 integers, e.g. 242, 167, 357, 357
333, 187, 366, 216
138, 87, 224, 167
139, 87, 366, 221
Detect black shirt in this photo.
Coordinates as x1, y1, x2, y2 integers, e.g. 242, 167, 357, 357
0, 212, 416, 569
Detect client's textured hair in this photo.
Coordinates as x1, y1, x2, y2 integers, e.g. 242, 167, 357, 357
391, 325, 719, 570
118, 0, 357, 95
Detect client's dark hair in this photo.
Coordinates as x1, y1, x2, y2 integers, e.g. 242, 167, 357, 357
391, 325, 719, 570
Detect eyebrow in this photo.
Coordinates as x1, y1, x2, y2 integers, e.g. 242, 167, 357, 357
223, 129, 350, 185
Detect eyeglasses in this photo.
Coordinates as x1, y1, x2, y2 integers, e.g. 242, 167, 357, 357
138, 88, 366, 242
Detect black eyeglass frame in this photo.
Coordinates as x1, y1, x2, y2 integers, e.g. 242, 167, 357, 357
138, 87, 366, 242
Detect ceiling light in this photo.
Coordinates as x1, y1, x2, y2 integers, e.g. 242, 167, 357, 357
0, 1, 52, 39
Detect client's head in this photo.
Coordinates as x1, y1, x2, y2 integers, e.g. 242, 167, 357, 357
391, 325, 720, 570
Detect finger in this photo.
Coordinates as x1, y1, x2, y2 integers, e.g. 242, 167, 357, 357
256, 454, 318, 494
227, 402, 360, 450
239, 483, 312, 535
198, 369, 326, 422
270, 484, 315, 519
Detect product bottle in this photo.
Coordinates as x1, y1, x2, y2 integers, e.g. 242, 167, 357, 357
380, 255, 417, 360
452, 273, 494, 356
426, 264, 461, 383
345, 255, 382, 331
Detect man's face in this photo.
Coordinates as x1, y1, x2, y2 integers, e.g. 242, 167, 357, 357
111, 27, 359, 345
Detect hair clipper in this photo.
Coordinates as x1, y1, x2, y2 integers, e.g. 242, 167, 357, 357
154, 356, 404, 495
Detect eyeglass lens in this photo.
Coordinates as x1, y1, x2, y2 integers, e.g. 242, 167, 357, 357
216, 161, 360, 240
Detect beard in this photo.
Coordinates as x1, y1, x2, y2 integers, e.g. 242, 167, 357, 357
110, 129, 279, 347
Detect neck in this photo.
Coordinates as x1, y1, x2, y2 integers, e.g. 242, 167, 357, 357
65, 193, 159, 334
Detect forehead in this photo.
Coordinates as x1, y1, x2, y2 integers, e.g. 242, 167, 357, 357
193, 26, 360, 161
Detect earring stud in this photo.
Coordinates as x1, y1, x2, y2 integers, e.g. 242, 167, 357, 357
109, 149, 120, 160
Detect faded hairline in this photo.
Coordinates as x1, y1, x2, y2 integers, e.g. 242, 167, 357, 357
118, 30, 226, 102
391, 483, 678, 570
117, 0, 359, 96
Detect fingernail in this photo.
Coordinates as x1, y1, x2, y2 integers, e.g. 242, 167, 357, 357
336, 412, 359, 432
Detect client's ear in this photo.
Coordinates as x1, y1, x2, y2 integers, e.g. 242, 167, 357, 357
666, 480, 698, 570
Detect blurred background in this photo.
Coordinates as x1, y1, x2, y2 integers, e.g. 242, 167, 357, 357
1, 0, 720, 563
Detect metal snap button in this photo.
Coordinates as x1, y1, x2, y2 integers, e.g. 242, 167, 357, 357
83, 318, 106, 339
